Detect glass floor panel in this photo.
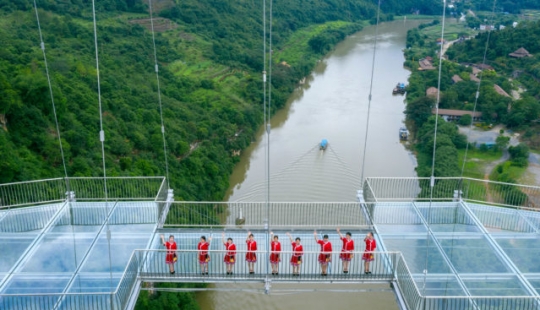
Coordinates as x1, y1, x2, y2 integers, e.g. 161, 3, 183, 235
468, 204, 536, 233
0, 238, 35, 272
2, 275, 70, 294
495, 237, 540, 273
81, 235, 152, 273
525, 277, 540, 295
428, 224, 480, 233
20, 235, 93, 273
437, 237, 510, 274
50, 225, 102, 234
68, 274, 121, 293
372, 203, 423, 225
382, 236, 451, 274
377, 224, 427, 234
463, 276, 530, 296
414, 275, 466, 296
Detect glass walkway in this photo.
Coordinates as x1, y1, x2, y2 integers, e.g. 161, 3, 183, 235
1, 177, 540, 309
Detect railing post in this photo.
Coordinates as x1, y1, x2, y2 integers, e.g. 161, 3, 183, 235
167, 189, 174, 202
264, 276, 272, 294
65, 191, 76, 202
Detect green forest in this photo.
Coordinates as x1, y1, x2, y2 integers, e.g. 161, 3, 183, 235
0, 0, 377, 198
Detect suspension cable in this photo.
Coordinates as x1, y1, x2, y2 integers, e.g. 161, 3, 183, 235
423, 0, 448, 295
32, 1, 69, 183
359, 0, 382, 183
263, 0, 267, 205
90, 0, 114, 293
148, 0, 171, 189
32, 0, 82, 294
460, 0, 498, 180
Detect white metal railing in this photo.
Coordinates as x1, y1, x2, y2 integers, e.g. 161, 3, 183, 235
134, 249, 399, 281
0, 177, 165, 209
67, 177, 165, 201
365, 177, 540, 209
0, 178, 66, 208
423, 296, 540, 309
163, 201, 370, 228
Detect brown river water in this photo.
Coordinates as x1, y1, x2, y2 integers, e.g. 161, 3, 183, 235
196, 19, 423, 310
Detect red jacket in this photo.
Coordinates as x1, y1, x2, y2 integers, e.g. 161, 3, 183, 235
165, 241, 177, 253
271, 241, 281, 253
198, 241, 209, 255
292, 242, 303, 256
364, 238, 376, 252
247, 240, 257, 252
225, 242, 236, 256
317, 240, 332, 254
340, 237, 354, 252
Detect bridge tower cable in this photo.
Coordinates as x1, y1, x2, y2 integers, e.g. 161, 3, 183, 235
148, 0, 171, 190
90, 0, 115, 298
31, 0, 69, 187
422, 0, 448, 295
459, 0, 498, 181
421, 2, 475, 302
32, 0, 83, 297
264, 0, 275, 290
359, 0, 382, 184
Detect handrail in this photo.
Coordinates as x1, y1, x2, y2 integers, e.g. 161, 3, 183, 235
0, 177, 166, 209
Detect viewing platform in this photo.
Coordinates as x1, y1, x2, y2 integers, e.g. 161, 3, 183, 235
1, 177, 540, 309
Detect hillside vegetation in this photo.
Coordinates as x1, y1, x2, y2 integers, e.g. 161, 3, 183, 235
0, 0, 378, 201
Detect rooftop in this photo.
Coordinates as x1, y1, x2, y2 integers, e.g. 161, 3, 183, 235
435, 109, 482, 117
494, 84, 511, 97
509, 47, 532, 58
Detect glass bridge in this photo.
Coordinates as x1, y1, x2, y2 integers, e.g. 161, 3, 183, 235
1, 177, 540, 309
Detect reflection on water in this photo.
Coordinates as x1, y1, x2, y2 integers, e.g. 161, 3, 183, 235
198, 20, 424, 309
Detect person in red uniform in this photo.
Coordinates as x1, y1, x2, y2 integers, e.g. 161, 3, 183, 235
286, 232, 303, 276
337, 227, 354, 274
269, 232, 281, 275
363, 232, 376, 274
197, 235, 212, 275
161, 234, 177, 274
314, 231, 332, 276
246, 231, 257, 274
222, 232, 236, 275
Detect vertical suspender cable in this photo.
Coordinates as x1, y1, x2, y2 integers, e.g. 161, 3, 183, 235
90, 0, 114, 294
149, 0, 171, 189
460, 0, 498, 180
423, 0, 448, 294
262, 0, 267, 207
359, 0, 381, 184
32, 1, 69, 183
266, 0, 274, 282
32, 0, 81, 295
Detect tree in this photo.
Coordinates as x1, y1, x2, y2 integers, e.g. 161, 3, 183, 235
405, 96, 435, 131
458, 114, 472, 126
508, 143, 529, 161
495, 135, 510, 151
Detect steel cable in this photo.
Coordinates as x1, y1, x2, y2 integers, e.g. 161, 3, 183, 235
149, 0, 172, 189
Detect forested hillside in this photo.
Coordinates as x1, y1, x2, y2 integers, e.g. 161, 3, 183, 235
0, 0, 379, 201
447, 20, 540, 132
403, 17, 540, 199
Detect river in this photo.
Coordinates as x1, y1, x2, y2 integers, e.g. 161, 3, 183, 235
197, 19, 422, 309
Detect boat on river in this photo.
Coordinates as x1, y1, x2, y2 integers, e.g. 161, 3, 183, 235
392, 83, 406, 95
399, 127, 409, 140
320, 139, 328, 150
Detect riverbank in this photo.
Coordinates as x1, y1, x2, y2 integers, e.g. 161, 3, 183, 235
135, 18, 378, 310
198, 19, 422, 309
